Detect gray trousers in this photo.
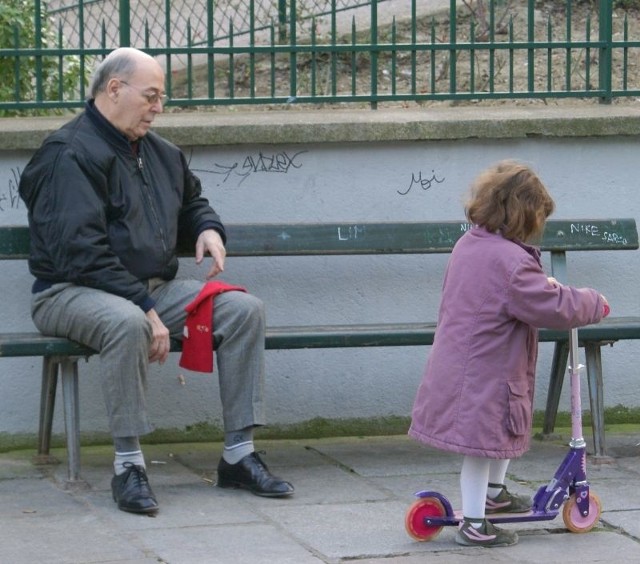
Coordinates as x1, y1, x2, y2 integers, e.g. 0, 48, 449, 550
31, 279, 266, 438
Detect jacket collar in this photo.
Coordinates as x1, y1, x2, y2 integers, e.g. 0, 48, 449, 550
513, 237, 542, 266
475, 225, 542, 266
85, 99, 139, 154
501, 227, 542, 266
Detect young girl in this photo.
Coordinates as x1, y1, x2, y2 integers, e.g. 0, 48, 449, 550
409, 160, 609, 548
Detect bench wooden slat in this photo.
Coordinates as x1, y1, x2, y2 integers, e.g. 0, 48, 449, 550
221, 219, 640, 255
266, 318, 640, 349
0, 225, 30, 259
3, 317, 640, 357
264, 322, 438, 349
539, 316, 640, 342
2, 219, 638, 259
0, 333, 95, 357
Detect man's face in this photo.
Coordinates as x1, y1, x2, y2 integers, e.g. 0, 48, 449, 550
112, 62, 166, 141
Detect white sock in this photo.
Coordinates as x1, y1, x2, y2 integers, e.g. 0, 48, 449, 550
114, 449, 145, 475
222, 441, 254, 465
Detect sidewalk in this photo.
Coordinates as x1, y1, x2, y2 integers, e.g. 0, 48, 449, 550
1, 431, 639, 563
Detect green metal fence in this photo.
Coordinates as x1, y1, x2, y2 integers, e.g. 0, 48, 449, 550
45, 0, 373, 48
1, 0, 639, 113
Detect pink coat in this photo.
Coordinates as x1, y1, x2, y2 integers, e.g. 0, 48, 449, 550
409, 227, 605, 459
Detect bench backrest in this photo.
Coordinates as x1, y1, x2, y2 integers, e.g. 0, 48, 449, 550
0, 219, 637, 260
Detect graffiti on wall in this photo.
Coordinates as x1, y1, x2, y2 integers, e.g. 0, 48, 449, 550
0, 167, 23, 212
188, 148, 446, 199
397, 170, 445, 196
190, 149, 309, 186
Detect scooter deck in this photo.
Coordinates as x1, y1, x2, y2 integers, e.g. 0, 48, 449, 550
447, 509, 558, 524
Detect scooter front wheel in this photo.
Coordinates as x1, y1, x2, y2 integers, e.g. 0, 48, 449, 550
405, 497, 446, 541
562, 492, 602, 533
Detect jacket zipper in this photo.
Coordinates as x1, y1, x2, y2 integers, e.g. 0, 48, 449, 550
135, 150, 169, 259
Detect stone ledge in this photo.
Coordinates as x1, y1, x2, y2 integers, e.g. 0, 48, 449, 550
2, 104, 640, 151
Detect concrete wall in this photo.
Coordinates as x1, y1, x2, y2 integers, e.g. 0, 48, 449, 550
1, 105, 640, 445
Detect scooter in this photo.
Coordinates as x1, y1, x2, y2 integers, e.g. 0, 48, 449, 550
405, 326, 602, 541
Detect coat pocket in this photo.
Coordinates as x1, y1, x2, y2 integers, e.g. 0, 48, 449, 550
506, 380, 531, 437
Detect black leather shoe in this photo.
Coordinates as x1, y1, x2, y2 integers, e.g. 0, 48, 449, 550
217, 452, 294, 497
111, 462, 159, 514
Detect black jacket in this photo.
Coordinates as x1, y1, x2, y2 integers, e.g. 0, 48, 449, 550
19, 101, 225, 311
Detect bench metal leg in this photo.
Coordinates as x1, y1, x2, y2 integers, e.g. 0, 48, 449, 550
36, 357, 59, 462
584, 343, 607, 458
59, 357, 82, 482
543, 342, 569, 435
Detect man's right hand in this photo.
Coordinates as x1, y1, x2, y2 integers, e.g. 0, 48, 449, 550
146, 309, 170, 364
195, 229, 226, 279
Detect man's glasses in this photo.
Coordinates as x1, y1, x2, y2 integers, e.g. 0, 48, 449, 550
119, 80, 168, 105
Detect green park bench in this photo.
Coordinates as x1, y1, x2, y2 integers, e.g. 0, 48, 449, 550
1, 219, 638, 481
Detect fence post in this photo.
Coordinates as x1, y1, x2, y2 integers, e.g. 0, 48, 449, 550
278, 0, 287, 43
370, 0, 378, 109
34, 0, 43, 102
119, 0, 131, 47
449, 0, 457, 96
598, 0, 612, 103
289, 0, 297, 99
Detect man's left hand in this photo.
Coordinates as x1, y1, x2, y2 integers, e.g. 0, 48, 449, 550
195, 229, 226, 278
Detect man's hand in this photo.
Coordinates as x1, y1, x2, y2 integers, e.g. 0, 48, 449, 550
195, 229, 226, 279
146, 308, 170, 364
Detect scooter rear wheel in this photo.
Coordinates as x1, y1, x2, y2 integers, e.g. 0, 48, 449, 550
405, 497, 446, 541
562, 492, 602, 533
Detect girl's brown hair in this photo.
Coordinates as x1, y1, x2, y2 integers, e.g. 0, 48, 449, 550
465, 160, 555, 242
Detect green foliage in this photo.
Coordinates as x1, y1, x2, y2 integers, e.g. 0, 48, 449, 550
0, 0, 88, 116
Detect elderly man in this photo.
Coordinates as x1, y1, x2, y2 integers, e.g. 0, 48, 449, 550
19, 47, 293, 514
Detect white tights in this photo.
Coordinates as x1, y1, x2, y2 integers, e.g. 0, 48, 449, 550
460, 455, 511, 519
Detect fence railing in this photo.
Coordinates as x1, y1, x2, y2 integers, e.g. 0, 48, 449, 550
1, 0, 639, 114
